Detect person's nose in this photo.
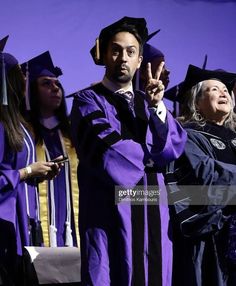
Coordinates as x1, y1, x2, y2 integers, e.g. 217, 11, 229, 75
52, 83, 60, 92
220, 89, 228, 97
120, 50, 128, 62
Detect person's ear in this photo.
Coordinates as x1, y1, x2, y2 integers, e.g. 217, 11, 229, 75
137, 55, 143, 69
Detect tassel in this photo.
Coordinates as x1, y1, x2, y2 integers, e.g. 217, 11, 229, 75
49, 225, 57, 247
1, 54, 8, 106
25, 62, 30, 110
95, 38, 100, 64
65, 221, 73, 247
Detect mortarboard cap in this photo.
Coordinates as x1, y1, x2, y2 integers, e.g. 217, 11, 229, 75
0, 52, 18, 74
146, 29, 160, 42
165, 65, 236, 104
164, 55, 210, 103
21, 51, 62, 110
0, 35, 17, 75
142, 29, 164, 67
90, 16, 148, 65
142, 43, 164, 67
180, 64, 236, 97
21, 51, 62, 82
0, 35, 9, 52
0, 53, 18, 106
0, 35, 19, 106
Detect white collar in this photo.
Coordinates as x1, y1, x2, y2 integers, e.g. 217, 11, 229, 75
40, 116, 59, 129
102, 76, 134, 94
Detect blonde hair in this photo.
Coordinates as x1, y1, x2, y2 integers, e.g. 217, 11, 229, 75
178, 80, 236, 131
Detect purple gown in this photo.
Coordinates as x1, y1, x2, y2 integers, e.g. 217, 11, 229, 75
0, 122, 40, 257
71, 83, 187, 286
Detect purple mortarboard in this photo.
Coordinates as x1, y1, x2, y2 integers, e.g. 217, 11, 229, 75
21, 51, 62, 82
0, 35, 9, 52
0, 35, 18, 73
21, 51, 62, 110
0, 53, 18, 74
0, 53, 19, 106
0, 36, 19, 106
135, 29, 163, 90
141, 29, 164, 67
90, 16, 148, 65
142, 43, 164, 67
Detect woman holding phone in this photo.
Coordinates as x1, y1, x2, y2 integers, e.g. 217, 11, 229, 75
0, 42, 60, 285
21, 51, 79, 249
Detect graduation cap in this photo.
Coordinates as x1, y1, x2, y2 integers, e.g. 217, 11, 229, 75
181, 64, 236, 97
90, 16, 148, 65
0, 35, 9, 52
135, 29, 163, 90
0, 36, 17, 74
21, 51, 62, 82
0, 53, 19, 106
142, 44, 164, 67
0, 35, 19, 106
21, 51, 62, 110
141, 29, 164, 67
164, 55, 209, 103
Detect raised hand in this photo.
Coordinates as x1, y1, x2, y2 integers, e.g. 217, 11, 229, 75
145, 61, 165, 107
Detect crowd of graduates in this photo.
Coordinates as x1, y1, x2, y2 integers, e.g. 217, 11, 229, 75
0, 16, 236, 286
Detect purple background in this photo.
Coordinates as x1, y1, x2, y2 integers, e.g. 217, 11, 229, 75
1, 0, 236, 111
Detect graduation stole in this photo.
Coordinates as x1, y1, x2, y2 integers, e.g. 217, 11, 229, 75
36, 133, 79, 247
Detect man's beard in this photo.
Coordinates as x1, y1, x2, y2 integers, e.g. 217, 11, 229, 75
114, 73, 132, 83
112, 65, 132, 83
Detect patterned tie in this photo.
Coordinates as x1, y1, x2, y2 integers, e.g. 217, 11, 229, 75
115, 91, 134, 113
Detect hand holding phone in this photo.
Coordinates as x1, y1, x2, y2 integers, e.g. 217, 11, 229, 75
50, 156, 69, 164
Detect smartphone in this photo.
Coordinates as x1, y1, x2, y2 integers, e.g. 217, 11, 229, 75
50, 156, 69, 164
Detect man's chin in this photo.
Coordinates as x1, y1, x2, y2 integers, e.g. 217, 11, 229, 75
116, 75, 132, 83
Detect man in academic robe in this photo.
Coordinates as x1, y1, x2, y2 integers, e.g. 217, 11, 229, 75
71, 16, 187, 286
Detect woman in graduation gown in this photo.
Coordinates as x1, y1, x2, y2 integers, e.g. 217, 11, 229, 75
21, 51, 79, 248
0, 50, 60, 284
166, 64, 236, 286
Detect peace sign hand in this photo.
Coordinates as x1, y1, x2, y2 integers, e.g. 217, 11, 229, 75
145, 61, 165, 107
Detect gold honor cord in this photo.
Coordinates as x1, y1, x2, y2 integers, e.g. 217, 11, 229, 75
37, 144, 49, 246
37, 136, 80, 248
63, 136, 80, 248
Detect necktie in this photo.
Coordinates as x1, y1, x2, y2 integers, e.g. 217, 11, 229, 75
115, 91, 134, 113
